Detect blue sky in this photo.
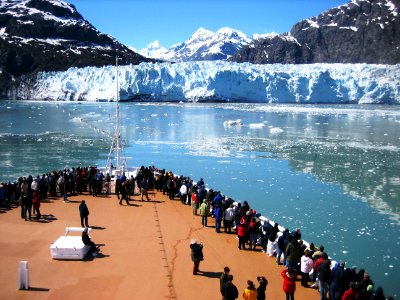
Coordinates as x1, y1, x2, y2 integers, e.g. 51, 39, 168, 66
68, 0, 348, 50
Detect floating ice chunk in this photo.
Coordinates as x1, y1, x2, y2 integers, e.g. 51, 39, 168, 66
249, 123, 265, 129
70, 117, 82, 122
217, 160, 231, 164
224, 119, 243, 126
270, 127, 284, 134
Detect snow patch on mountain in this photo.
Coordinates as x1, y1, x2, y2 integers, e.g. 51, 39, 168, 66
252, 32, 279, 40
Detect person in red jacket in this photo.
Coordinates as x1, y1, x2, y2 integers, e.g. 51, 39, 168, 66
341, 282, 359, 300
237, 217, 248, 250
32, 191, 41, 220
282, 267, 296, 300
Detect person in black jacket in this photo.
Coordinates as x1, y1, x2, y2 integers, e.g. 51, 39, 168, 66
276, 228, 289, 265
267, 222, 279, 256
222, 275, 238, 300
256, 276, 268, 300
317, 254, 331, 300
190, 239, 204, 275
330, 261, 347, 300
82, 228, 97, 256
220, 267, 230, 299
79, 200, 89, 228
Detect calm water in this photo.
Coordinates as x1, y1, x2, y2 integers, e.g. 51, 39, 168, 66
1, 101, 399, 296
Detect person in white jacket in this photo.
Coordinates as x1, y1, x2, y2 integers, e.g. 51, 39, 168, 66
300, 250, 314, 287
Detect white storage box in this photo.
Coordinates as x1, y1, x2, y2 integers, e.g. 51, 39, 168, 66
50, 227, 92, 260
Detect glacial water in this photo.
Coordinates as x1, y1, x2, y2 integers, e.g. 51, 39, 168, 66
0, 101, 399, 297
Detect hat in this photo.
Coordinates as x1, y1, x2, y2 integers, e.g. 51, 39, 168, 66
190, 239, 197, 245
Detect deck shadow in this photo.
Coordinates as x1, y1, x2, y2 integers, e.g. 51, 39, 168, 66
83, 253, 110, 261
22, 287, 50, 292
63, 200, 81, 203
118, 202, 141, 207
129, 199, 165, 204
90, 226, 106, 230
30, 214, 57, 223
196, 271, 222, 279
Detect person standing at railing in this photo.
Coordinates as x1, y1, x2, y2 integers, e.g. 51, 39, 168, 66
199, 199, 210, 227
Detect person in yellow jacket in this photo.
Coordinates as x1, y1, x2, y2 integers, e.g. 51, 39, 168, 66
242, 280, 258, 300
199, 199, 210, 227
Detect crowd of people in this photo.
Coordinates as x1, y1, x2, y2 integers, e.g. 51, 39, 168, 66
156, 170, 394, 300
0, 166, 395, 299
0, 166, 113, 220
216, 265, 267, 300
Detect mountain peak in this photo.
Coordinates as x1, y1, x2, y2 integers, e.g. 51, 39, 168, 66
140, 27, 251, 62
192, 27, 214, 39
139, 40, 168, 59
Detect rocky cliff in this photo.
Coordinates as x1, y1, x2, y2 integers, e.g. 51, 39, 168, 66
231, 0, 400, 64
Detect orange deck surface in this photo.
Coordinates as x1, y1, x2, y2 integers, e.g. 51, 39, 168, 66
0, 190, 319, 299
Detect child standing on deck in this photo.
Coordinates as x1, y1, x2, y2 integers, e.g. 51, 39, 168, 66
282, 267, 296, 300
242, 280, 258, 300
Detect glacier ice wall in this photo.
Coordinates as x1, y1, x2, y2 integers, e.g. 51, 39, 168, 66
29, 61, 400, 104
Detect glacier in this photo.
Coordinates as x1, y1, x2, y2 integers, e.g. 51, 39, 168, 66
28, 61, 400, 104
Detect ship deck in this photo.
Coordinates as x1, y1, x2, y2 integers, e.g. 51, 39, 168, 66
0, 189, 319, 300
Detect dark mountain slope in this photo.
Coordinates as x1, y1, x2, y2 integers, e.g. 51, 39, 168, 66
231, 0, 400, 64
0, 0, 152, 97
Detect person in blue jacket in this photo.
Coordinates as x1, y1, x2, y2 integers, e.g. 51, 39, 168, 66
213, 192, 224, 233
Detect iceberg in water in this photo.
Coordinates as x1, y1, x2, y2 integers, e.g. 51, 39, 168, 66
249, 123, 265, 129
224, 119, 243, 126
270, 127, 284, 134
28, 61, 400, 104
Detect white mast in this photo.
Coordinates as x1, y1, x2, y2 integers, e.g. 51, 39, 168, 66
115, 55, 121, 174
105, 54, 129, 176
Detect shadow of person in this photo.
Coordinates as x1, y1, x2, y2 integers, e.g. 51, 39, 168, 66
89, 226, 106, 230
83, 253, 110, 261
63, 199, 80, 203
197, 271, 223, 279
31, 214, 58, 223
23, 287, 50, 292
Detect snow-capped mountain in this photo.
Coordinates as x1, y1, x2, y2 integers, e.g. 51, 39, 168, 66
139, 40, 168, 59
17, 61, 400, 104
232, 0, 400, 64
140, 27, 252, 62
0, 0, 151, 97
